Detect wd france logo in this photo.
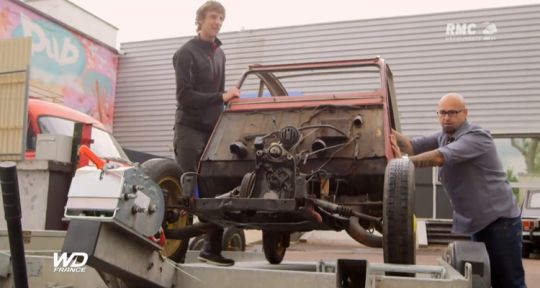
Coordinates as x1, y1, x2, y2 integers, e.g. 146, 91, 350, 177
445, 22, 497, 41
53, 252, 88, 272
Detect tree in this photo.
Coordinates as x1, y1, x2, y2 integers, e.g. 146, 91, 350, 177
511, 138, 540, 174
506, 168, 520, 202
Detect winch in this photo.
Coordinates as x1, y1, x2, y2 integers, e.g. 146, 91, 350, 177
64, 146, 165, 238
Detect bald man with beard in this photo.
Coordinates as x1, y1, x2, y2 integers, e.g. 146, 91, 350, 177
393, 93, 526, 288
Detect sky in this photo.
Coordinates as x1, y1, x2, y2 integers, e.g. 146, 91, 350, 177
69, 0, 540, 44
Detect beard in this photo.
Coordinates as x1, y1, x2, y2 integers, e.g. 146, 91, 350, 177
442, 125, 456, 134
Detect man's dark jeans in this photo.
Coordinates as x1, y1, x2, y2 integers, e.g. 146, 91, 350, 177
174, 124, 224, 255
472, 216, 527, 288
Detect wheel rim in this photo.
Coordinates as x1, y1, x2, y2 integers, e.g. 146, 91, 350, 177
267, 233, 286, 258
275, 234, 286, 256
190, 236, 205, 250
158, 176, 189, 257
225, 233, 243, 251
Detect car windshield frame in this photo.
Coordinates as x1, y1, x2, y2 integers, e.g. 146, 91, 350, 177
237, 61, 384, 98
37, 115, 129, 161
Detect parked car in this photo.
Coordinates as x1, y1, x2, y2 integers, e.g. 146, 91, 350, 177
25, 99, 200, 262
169, 58, 415, 265
522, 189, 540, 258
25, 97, 128, 162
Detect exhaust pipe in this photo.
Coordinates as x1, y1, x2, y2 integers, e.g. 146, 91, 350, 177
0, 162, 29, 288
346, 216, 382, 248
309, 198, 382, 248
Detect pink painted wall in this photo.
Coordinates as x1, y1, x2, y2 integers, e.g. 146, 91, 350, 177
0, 0, 118, 131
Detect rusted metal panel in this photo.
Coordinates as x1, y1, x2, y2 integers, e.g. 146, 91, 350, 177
204, 107, 387, 164
228, 95, 384, 111
0, 37, 32, 161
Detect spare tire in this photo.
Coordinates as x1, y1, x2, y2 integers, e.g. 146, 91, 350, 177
383, 158, 416, 265
141, 158, 192, 262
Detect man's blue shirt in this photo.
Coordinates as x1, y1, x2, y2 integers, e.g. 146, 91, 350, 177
411, 121, 520, 234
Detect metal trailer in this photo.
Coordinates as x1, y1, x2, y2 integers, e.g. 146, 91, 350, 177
0, 225, 482, 288
0, 159, 490, 288
0, 202, 489, 288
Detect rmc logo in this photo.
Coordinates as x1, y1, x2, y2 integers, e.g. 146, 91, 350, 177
445, 22, 497, 41
446, 23, 478, 35
53, 252, 88, 272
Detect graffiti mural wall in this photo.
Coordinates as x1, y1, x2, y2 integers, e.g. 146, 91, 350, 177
0, 0, 118, 131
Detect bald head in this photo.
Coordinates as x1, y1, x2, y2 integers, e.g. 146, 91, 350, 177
437, 93, 468, 134
439, 93, 466, 110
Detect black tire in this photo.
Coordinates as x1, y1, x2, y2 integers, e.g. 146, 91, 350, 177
383, 158, 416, 265
189, 235, 206, 251
222, 227, 246, 251
262, 231, 290, 264
189, 227, 246, 251
141, 158, 192, 263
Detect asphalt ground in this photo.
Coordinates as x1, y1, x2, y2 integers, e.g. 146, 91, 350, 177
244, 230, 540, 287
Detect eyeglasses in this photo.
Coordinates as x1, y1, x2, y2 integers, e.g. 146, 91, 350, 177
437, 109, 463, 117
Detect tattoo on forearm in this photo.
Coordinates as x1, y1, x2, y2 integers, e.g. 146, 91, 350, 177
410, 150, 444, 168
395, 135, 413, 155
396, 139, 409, 154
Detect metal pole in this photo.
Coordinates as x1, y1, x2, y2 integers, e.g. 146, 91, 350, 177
0, 162, 29, 288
